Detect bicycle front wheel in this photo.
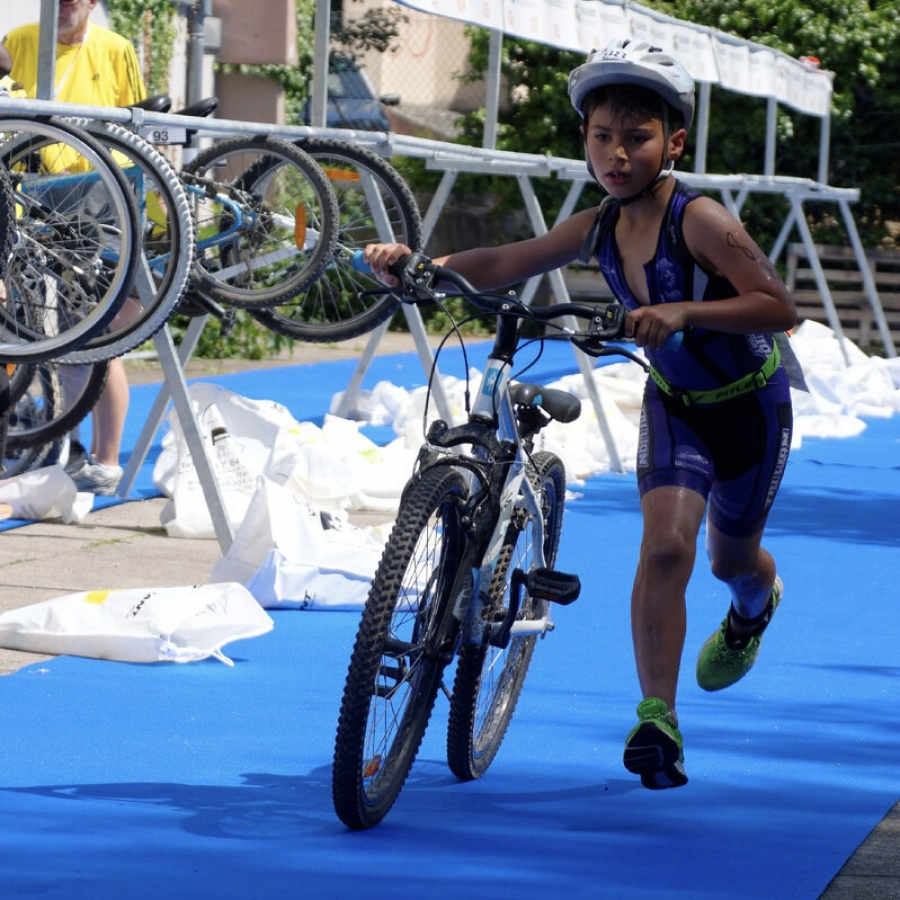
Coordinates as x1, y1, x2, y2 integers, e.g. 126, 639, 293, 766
332, 467, 468, 830
252, 139, 421, 343
184, 135, 338, 309
0, 162, 15, 280
447, 451, 567, 781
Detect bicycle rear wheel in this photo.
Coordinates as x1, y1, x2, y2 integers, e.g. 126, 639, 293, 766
252, 139, 421, 343
446, 451, 567, 781
0, 116, 140, 362
184, 135, 338, 309
332, 467, 468, 830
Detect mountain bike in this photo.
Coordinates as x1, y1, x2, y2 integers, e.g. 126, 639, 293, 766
331, 251, 661, 829
0, 361, 66, 477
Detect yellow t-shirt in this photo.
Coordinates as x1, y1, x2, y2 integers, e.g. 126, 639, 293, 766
4, 22, 146, 172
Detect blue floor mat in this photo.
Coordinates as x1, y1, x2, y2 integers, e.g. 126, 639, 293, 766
2, 345, 899, 898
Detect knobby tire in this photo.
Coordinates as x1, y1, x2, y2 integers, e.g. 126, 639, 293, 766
332, 467, 468, 829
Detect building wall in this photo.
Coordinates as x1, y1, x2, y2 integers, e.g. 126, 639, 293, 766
213, 0, 296, 66
354, 2, 483, 112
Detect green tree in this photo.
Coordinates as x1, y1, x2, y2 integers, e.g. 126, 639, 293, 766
108, 0, 177, 96
451, 35, 587, 241
637, 1, 900, 246
456, 2, 900, 248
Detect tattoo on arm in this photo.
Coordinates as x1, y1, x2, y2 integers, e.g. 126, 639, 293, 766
726, 232, 779, 279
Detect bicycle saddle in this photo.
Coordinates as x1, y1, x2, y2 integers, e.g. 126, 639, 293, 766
129, 94, 173, 113
174, 97, 219, 118
510, 383, 582, 423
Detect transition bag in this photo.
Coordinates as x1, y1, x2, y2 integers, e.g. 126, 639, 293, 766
0, 582, 274, 665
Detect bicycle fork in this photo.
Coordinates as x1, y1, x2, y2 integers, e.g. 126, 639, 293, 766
460, 456, 581, 651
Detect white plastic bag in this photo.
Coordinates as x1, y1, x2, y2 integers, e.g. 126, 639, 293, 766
0, 582, 274, 665
210, 476, 386, 610
153, 383, 299, 538
0, 464, 93, 523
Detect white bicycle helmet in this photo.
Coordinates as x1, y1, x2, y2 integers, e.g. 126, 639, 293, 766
568, 39, 695, 132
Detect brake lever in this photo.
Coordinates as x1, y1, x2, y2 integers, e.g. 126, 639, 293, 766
350, 250, 439, 305
570, 303, 627, 356
393, 252, 442, 305
571, 303, 683, 358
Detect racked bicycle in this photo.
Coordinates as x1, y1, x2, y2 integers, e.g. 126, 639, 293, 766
331, 252, 669, 829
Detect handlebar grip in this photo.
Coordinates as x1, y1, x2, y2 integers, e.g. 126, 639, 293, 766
350, 249, 372, 274
663, 330, 684, 351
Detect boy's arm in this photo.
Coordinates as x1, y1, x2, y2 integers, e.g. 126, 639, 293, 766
675, 197, 796, 335
435, 207, 598, 290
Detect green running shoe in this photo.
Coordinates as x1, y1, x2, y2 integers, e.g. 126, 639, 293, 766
623, 697, 688, 790
696, 576, 783, 692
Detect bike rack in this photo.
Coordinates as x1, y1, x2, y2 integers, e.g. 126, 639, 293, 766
2, 93, 888, 551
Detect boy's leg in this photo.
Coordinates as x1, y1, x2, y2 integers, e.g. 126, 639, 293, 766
624, 485, 705, 789
696, 523, 782, 691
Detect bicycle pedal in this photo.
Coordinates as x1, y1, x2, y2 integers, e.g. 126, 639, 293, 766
522, 567, 581, 605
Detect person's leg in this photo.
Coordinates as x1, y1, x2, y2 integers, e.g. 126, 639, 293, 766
707, 523, 777, 623
89, 357, 128, 468
631, 484, 707, 712
71, 358, 128, 495
695, 521, 783, 691
623, 484, 706, 790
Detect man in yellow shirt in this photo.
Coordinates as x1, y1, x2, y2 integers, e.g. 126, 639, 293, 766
3, 0, 147, 495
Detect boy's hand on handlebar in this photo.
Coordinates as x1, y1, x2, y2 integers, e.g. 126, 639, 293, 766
362, 243, 414, 287
626, 304, 687, 350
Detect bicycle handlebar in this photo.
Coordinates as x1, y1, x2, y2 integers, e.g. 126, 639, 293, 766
351, 250, 683, 353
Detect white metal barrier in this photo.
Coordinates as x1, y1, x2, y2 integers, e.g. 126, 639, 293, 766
1, 96, 887, 551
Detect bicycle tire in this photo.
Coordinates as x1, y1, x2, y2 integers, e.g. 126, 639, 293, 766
332, 466, 468, 830
447, 451, 567, 781
0, 162, 15, 282
183, 135, 339, 309
252, 139, 421, 343
7, 361, 37, 408
0, 116, 140, 363
56, 119, 195, 363
1, 363, 65, 478
5, 359, 108, 451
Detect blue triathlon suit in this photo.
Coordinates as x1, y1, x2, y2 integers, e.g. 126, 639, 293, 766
592, 180, 793, 537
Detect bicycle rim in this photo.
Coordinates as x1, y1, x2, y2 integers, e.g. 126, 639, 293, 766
447, 452, 567, 781
57, 119, 195, 363
184, 135, 338, 309
252, 139, 421, 342
5, 359, 108, 451
0, 116, 139, 362
332, 467, 467, 829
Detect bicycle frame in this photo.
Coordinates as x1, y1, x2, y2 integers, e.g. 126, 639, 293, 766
412, 304, 557, 654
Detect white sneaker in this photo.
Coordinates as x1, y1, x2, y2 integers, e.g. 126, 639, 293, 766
64, 440, 90, 476
70, 460, 123, 496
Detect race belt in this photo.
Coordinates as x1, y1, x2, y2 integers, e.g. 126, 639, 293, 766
649, 343, 780, 406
